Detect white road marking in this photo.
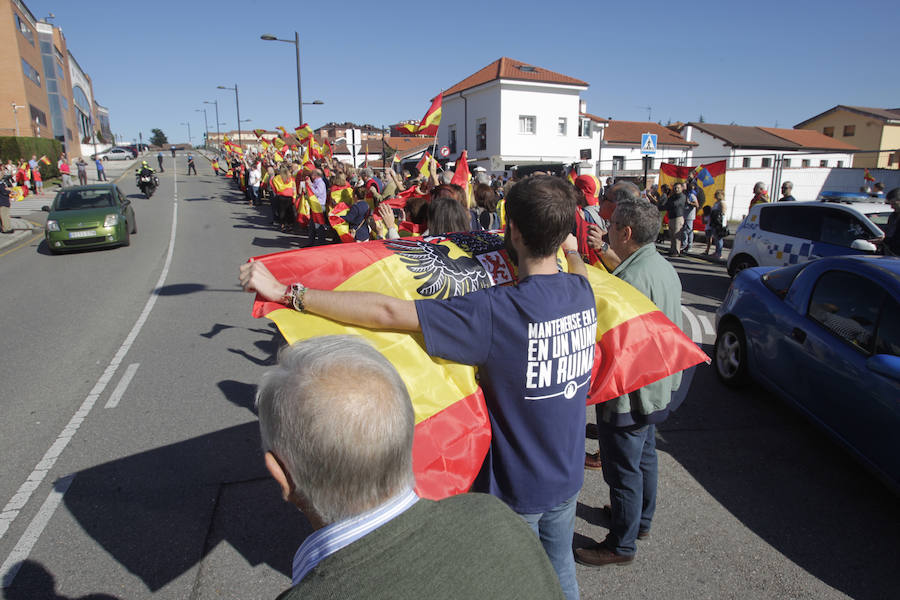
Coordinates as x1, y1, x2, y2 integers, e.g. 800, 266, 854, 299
681, 306, 703, 343
0, 475, 74, 588
699, 314, 716, 337
104, 363, 140, 409
0, 172, 178, 547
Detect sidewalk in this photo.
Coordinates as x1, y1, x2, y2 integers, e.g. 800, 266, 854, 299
0, 217, 37, 252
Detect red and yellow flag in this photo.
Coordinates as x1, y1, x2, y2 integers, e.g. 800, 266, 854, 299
416, 152, 434, 178
39, 155, 51, 165
658, 160, 726, 209
404, 94, 443, 136
295, 124, 313, 141
276, 126, 289, 138
451, 150, 473, 207
246, 233, 707, 499
327, 201, 354, 243
253, 128, 267, 138
864, 168, 876, 183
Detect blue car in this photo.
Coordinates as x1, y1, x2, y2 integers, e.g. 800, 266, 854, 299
715, 256, 900, 492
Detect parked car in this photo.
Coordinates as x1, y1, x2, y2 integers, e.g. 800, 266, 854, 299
42, 184, 136, 253
727, 201, 891, 276
714, 255, 900, 492
91, 147, 135, 161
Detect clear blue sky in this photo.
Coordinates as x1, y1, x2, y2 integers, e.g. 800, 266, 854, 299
24, 0, 900, 146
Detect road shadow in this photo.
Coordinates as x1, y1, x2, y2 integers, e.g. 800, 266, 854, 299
54, 422, 311, 593
660, 360, 900, 600
3, 560, 122, 600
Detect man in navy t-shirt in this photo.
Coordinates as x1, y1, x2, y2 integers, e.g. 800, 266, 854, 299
240, 176, 595, 600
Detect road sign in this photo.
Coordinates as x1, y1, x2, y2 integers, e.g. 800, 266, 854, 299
640, 133, 658, 155
439, 146, 450, 157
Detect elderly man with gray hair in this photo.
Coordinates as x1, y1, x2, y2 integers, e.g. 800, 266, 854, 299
257, 335, 565, 599
576, 199, 684, 568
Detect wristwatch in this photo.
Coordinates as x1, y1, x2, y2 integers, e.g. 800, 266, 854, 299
281, 282, 307, 312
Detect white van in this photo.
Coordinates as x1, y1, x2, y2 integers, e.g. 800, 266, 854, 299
727, 201, 890, 276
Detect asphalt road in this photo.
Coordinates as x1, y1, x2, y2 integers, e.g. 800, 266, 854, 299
0, 162, 897, 599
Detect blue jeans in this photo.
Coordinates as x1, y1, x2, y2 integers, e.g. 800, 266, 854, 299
520, 493, 578, 600
596, 422, 658, 556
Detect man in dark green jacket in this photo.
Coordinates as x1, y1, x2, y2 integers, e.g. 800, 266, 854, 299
257, 335, 565, 600
577, 196, 684, 568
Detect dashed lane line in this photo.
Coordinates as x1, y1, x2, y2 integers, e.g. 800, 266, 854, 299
104, 363, 140, 409
0, 165, 179, 554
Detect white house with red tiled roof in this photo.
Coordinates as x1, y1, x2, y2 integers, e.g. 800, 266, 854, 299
592, 120, 696, 178
437, 57, 589, 173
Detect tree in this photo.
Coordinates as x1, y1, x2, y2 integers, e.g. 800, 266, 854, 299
150, 128, 168, 147
698, 114, 706, 123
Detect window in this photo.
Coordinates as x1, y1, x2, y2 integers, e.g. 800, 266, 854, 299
837, 160, 844, 167
14, 13, 34, 44
476, 119, 486, 151
448, 126, 457, 154
761, 157, 772, 167
819, 160, 828, 167
742, 157, 751, 168
802, 159, 811, 167
759, 205, 820, 239
30, 105, 47, 126
519, 115, 536, 134
612, 156, 625, 170
819, 209, 872, 246
823, 126, 834, 137
808, 271, 884, 353
56, 63, 64, 80
22, 59, 41, 86
875, 297, 900, 357
783, 158, 791, 168
60, 96, 67, 111
54, 46, 64, 63
557, 117, 567, 136
842, 125, 855, 136
579, 118, 591, 137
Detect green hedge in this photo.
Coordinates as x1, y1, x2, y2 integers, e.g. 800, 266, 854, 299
0, 136, 64, 179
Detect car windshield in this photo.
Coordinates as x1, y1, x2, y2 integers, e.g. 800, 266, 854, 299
761, 263, 808, 299
56, 190, 115, 210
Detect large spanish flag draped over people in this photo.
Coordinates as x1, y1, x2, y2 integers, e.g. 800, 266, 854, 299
400, 94, 442, 136
245, 232, 708, 499
658, 160, 727, 208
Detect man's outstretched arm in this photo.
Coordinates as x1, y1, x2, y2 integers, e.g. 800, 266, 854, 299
239, 260, 420, 331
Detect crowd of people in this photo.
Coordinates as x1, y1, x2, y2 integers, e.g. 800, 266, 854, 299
238, 158, 694, 598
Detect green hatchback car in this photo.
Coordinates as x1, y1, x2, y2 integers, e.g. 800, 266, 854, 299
43, 184, 136, 253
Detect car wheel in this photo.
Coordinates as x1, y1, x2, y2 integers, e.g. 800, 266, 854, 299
715, 320, 750, 387
729, 254, 757, 277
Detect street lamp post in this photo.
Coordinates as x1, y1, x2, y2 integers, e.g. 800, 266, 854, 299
204, 100, 220, 149
217, 84, 241, 149
195, 108, 209, 149
11, 103, 25, 137
260, 32, 304, 126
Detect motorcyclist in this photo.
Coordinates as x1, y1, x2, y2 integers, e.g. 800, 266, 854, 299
136, 161, 158, 195
138, 161, 155, 178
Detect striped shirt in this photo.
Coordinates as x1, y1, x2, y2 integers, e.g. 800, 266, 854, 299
291, 488, 419, 585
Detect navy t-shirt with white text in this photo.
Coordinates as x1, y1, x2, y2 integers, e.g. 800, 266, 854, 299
416, 272, 596, 513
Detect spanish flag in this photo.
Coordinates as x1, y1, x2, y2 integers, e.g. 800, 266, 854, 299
246, 233, 707, 499
39, 155, 51, 166
327, 201, 354, 243
253, 129, 267, 138
392, 153, 401, 164
295, 124, 313, 141
276, 126, 289, 138
451, 150, 473, 207
658, 160, 726, 209
405, 94, 442, 137
272, 137, 286, 151
864, 168, 876, 183
416, 152, 434, 178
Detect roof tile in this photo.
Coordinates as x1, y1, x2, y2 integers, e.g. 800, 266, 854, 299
443, 57, 588, 96
604, 121, 695, 146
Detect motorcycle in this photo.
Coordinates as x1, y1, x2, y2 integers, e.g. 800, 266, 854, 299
135, 170, 159, 198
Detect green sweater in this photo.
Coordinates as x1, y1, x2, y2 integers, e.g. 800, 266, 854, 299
600, 243, 684, 426
277, 493, 564, 600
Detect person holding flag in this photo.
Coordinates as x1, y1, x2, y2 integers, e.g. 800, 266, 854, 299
241, 176, 592, 600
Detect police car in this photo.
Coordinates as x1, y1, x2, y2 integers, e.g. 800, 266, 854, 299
727, 200, 890, 276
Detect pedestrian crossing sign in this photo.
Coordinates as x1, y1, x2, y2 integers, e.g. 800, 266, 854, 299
640, 133, 658, 155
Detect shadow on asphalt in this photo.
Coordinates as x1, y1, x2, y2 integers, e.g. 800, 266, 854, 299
51, 422, 310, 593
3, 560, 121, 599
660, 352, 899, 600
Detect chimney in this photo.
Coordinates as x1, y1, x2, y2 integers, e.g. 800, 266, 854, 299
579, 100, 587, 113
